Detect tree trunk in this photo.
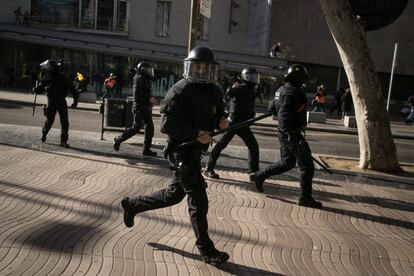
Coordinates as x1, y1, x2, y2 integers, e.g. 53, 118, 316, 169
318, 0, 400, 172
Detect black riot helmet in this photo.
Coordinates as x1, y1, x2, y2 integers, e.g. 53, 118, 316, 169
284, 64, 308, 85
183, 46, 219, 83
136, 61, 155, 79
39, 59, 60, 73
240, 67, 260, 84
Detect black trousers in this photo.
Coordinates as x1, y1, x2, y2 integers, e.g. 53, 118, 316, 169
118, 106, 154, 151
42, 98, 69, 143
128, 149, 215, 254
256, 130, 314, 198
206, 125, 259, 173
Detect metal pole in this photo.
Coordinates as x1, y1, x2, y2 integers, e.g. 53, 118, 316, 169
386, 42, 398, 111
188, 0, 198, 53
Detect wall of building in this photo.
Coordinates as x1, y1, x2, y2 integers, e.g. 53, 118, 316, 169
247, 0, 270, 55
268, 0, 414, 76
128, 0, 250, 54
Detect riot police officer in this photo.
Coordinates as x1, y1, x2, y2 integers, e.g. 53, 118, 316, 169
250, 64, 323, 209
204, 67, 260, 179
113, 61, 157, 156
121, 46, 230, 265
33, 59, 79, 148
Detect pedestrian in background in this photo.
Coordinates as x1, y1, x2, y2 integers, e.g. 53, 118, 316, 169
14, 6, 21, 24
102, 73, 116, 99
312, 85, 326, 112
120, 46, 230, 265
404, 95, 414, 125
250, 64, 323, 209
341, 88, 353, 119
330, 87, 345, 116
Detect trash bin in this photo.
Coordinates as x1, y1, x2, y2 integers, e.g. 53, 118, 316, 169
104, 98, 126, 127
125, 96, 134, 128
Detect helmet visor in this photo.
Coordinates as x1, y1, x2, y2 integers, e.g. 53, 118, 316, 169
183, 60, 218, 83
141, 67, 154, 78
241, 71, 260, 84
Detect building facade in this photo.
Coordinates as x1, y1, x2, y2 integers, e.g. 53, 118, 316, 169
0, 0, 283, 99
0, 0, 412, 103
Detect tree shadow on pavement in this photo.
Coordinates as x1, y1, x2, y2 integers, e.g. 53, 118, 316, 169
264, 186, 414, 231
19, 222, 100, 253
148, 243, 283, 276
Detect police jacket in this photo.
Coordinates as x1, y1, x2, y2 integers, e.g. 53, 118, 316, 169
227, 82, 256, 122
269, 82, 307, 131
37, 71, 78, 102
133, 74, 153, 108
160, 79, 225, 145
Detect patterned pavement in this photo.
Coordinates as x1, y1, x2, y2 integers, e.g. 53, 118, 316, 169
0, 141, 413, 275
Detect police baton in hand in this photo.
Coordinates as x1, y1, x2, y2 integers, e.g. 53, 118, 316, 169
177, 113, 272, 150
32, 93, 37, 116
32, 80, 40, 116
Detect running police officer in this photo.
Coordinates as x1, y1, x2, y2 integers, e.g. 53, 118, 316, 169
204, 67, 260, 179
250, 64, 323, 209
113, 62, 157, 156
33, 59, 79, 148
121, 46, 230, 265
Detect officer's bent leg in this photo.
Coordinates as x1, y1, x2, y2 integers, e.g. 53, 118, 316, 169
237, 127, 259, 173
129, 172, 186, 213
141, 108, 154, 151
296, 143, 315, 198
118, 110, 142, 142
57, 100, 69, 142
257, 133, 296, 180
42, 101, 58, 135
206, 131, 235, 171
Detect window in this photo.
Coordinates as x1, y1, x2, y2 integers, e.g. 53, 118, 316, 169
199, 15, 210, 41
155, 1, 171, 37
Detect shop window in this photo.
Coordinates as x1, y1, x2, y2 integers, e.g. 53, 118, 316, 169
155, 1, 171, 37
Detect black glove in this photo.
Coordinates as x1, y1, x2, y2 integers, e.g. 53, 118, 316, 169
32, 87, 42, 94
267, 99, 278, 116
71, 102, 78, 109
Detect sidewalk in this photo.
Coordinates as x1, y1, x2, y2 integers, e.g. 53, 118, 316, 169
1, 88, 414, 140
0, 123, 413, 275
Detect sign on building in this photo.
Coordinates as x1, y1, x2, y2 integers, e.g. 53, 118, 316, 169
200, 0, 212, 18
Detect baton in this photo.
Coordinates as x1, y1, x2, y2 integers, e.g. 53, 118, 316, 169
311, 156, 333, 174
177, 113, 272, 150
32, 93, 37, 116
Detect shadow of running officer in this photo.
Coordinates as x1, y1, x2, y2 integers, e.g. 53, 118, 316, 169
33, 59, 79, 148
249, 64, 322, 209
121, 46, 231, 265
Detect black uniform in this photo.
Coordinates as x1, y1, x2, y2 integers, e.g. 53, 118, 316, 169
254, 82, 316, 200
206, 82, 259, 174
115, 73, 154, 153
126, 79, 225, 255
37, 71, 79, 144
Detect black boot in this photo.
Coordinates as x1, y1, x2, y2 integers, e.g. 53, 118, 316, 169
121, 197, 135, 228
113, 137, 122, 151
201, 249, 230, 265
142, 149, 157, 157
298, 196, 323, 209
60, 141, 70, 148
249, 172, 264, 193
203, 169, 220, 179
41, 132, 47, 143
